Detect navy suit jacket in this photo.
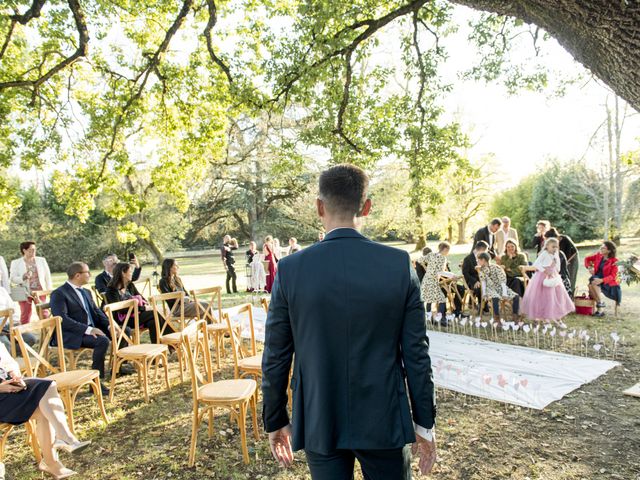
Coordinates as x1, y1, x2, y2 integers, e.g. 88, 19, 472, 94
50, 282, 111, 350
472, 226, 496, 258
261, 228, 436, 454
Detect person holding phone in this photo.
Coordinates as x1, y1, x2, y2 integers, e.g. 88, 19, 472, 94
0, 343, 90, 479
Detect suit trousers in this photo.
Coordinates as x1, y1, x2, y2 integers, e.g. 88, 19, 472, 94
305, 446, 411, 480
226, 265, 238, 294
80, 334, 111, 378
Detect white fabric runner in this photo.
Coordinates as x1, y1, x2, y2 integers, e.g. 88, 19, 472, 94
239, 306, 618, 409
428, 331, 618, 409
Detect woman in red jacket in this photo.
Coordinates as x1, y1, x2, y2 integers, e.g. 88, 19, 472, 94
585, 240, 622, 317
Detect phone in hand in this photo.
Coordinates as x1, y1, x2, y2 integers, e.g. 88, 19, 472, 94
129, 252, 136, 262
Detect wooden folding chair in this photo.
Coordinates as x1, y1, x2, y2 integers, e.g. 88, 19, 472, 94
190, 287, 231, 369
1, 421, 41, 465
31, 289, 52, 321
224, 304, 262, 381
134, 278, 153, 299
91, 286, 106, 306
150, 291, 193, 382
13, 316, 109, 434
104, 300, 170, 403
260, 298, 270, 313
519, 265, 537, 290
182, 320, 259, 466
36, 302, 94, 371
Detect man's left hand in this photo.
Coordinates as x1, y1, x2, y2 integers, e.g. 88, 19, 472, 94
268, 424, 294, 468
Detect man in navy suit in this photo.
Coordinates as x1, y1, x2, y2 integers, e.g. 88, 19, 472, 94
51, 262, 111, 394
262, 165, 437, 479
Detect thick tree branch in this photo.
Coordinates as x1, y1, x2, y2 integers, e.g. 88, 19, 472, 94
333, 51, 361, 152
0, 18, 16, 60
0, 0, 88, 93
10, 0, 47, 24
203, 0, 233, 85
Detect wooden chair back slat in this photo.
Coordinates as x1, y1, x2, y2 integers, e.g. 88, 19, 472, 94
190, 287, 223, 325
104, 300, 139, 354
182, 320, 213, 403
14, 317, 65, 376
0, 309, 16, 358
225, 303, 255, 355
150, 292, 187, 339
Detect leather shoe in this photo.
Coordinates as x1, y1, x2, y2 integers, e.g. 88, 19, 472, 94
89, 383, 109, 397
118, 363, 135, 376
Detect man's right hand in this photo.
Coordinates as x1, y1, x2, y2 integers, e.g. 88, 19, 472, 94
412, 431, 437, 475
474, 282, 481, 289
90, 327, 106, 337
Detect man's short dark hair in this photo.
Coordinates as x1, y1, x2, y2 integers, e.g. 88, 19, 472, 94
477, 252, 491, 263
490, 218, 502, 227
474, 240, 489, 251
544, 228, 559, 239
319, 164, 369, 217
67, 262, 87, 279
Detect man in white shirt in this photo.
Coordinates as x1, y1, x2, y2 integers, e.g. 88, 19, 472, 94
495, 216, 520, 257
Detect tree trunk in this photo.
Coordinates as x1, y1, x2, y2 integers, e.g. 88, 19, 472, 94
140, 236, 164, 264
456, 219, 467, 244
613, 95, 624, 243
447, 220, 453, 244
450, 0, 640, 112
604, 98, 612, 240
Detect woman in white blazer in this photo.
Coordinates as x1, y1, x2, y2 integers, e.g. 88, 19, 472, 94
9, 242, 52, 324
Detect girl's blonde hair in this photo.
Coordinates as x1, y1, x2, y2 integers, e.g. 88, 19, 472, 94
265, 235, 273, 243
544, 237, 559, 250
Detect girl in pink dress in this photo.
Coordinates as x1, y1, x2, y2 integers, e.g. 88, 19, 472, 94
521, 237, 575, 323
263, 235, 279, 293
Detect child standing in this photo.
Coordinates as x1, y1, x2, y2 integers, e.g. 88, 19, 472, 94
521, 237, 575, 323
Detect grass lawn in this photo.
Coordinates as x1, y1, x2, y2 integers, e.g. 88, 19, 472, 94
4, 239, 640, 479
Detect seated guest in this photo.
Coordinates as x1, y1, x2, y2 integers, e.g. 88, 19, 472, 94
287, 238, 302, 255
477, 253, 520, 320
462, 241, 489, 310
500, 239, 527, 296
585, 241, 621, 317
0, 342, 91, 479
414, 247, 432, 284
0, 286, 36, 352
50, 263, 113, 393
495, 216, 519, 257
95, 253, 142, 301
472, 218, 502, 259
105, 263, 173, 343
0, 255, 8, 291
533, 220, 550, 255
158, 259, 208, 319
544, 228, 579, 294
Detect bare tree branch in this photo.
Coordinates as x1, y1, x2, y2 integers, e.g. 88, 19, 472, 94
10, 0, 47, 24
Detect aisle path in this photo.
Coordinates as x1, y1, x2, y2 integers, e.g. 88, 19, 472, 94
230, 307, 619, 410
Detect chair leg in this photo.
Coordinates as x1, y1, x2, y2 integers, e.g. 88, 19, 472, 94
0, 426, 12, 462
26, 421, 42, 463
162, 353, 171, 391
177, 347, 184, 383
188, 407, 201, 467
60, 389, 76, 435
142, 360, 150, 403
251, 393, 260, 440
214, 333, 221, 370
109, 357, 122, 403
238, 401, 249, 464
93, 379, 109, 425
207, 407, 214, 438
